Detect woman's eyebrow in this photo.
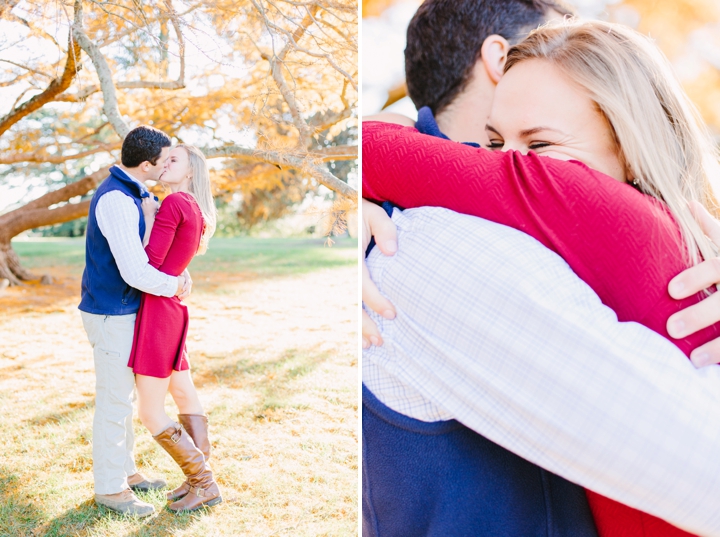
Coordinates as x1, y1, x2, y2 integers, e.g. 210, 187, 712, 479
519, 126, 567, 137
485, 124, 502, 135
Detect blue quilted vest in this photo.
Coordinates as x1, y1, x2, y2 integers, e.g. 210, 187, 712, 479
78, 166, 148, 315
362, 108, 598, 536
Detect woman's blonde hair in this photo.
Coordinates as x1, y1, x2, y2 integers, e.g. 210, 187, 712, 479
177, 144, 217, 255
506, 19, 720, 264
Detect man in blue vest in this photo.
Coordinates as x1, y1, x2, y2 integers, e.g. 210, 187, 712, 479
79, 126, 189, 516
362, 0, 720, 535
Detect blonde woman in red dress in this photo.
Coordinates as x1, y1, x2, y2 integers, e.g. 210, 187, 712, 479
127, 144, 221, 512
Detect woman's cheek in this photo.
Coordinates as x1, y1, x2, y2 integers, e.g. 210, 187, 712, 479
537, 150, 575, 162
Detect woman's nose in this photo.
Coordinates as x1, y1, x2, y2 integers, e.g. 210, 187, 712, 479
502, 141, 528, 154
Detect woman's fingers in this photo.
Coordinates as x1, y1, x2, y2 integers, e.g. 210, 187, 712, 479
668, 202, 720, 300
668, 257, 720, 299
142, 197, 159, 213
667, 289, 720, 339
689, 200, 720, 247
690, 337, 720, 368
667, 203, 720, 352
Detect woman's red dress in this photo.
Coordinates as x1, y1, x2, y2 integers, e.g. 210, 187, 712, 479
128, 192, 203, 378
362, 121, 720, 537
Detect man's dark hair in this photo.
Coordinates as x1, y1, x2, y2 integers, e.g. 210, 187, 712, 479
405, 0, 575, 115
121, 125, 172, 168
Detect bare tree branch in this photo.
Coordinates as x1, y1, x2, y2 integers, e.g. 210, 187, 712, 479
275, 0, 356, 13
9, 86, 33, 111
289, 5, 358, 90
55, 77, 186, 102
163, 0, 186, 85
58, 1, 185, 103
0, 30, 81, 136
54, 84, 99, 102
0, 167, 108, 244
0, 143, 120, 164
22, 167, 108, 212
6, 11, 62, 49
204, 144, 356, 198
309, 144, 356, 161
0, 59, 54, 79
254, 0, 319, 147
304, 162, 356, 199
71, 0, 130, 138
308, 94, 353, 131
0, 200, 91, 241
0, 71, 31, 87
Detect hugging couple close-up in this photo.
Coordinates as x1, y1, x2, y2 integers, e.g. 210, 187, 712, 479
361, 0, 720, 536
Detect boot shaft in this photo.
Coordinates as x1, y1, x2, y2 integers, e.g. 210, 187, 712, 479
178, 414, 211, 462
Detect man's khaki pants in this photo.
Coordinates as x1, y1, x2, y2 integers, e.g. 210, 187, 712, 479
81, 311, 138, 495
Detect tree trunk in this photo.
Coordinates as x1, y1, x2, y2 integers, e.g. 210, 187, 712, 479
0, 243, 38, 285
0, 168, 107, 286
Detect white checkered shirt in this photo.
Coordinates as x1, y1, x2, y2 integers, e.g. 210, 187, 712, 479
363, 206, 720, 536
95, 169, 177, 298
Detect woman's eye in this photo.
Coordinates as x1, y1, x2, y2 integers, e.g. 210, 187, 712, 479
486, 141, 504, 150
529, 142, 552, 150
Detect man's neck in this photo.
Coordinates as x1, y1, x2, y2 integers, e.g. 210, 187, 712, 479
435, 99, 492, 147
435, 66, 494, 146
117, 164, 146, 185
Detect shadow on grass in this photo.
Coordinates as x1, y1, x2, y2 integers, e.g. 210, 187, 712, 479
0, 471, 47, 537
28, 499, 102, 537
193, 345, 329, 418
25, 398, 95, 427
0, 475, 207, 537
119, 500, 220, 537
33, 497, 207, 537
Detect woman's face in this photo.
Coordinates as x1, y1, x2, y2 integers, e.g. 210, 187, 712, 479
486, 59, 626, 183
160, 147, 191, 187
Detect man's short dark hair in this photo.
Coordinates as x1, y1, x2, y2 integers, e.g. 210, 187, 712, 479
121, 125, 172, 168
405, 0, 575, 115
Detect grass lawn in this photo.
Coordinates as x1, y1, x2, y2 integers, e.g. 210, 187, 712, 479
0, 237, 359, 536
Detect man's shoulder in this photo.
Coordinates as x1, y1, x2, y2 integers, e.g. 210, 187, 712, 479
96, 188, 134, 206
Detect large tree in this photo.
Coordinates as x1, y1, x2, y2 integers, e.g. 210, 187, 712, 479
0, 0, 357, 285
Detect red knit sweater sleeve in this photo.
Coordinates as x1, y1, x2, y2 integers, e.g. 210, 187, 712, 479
362, 121, 720, 356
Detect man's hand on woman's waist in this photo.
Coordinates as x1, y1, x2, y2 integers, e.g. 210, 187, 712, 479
362, 199, 397, 349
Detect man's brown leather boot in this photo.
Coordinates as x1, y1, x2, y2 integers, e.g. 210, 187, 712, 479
153, 422, 222, 513
166, 414, 211, 502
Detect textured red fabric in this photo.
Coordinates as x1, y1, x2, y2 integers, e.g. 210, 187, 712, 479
362, 121, 720, 537
128, 192, 203, 378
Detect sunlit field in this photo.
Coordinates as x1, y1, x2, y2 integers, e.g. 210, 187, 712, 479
0, 237, 358, 537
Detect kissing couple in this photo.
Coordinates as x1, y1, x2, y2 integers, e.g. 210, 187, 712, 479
79, 125, 221, 516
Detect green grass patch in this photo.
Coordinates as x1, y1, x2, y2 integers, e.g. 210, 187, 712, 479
11, 237, 358, 277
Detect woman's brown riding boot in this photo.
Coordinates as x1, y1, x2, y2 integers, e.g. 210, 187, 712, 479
153, 422, 222, 512
166, 414, 211, 501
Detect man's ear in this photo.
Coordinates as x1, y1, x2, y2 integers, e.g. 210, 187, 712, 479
480, 34, 511, 85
